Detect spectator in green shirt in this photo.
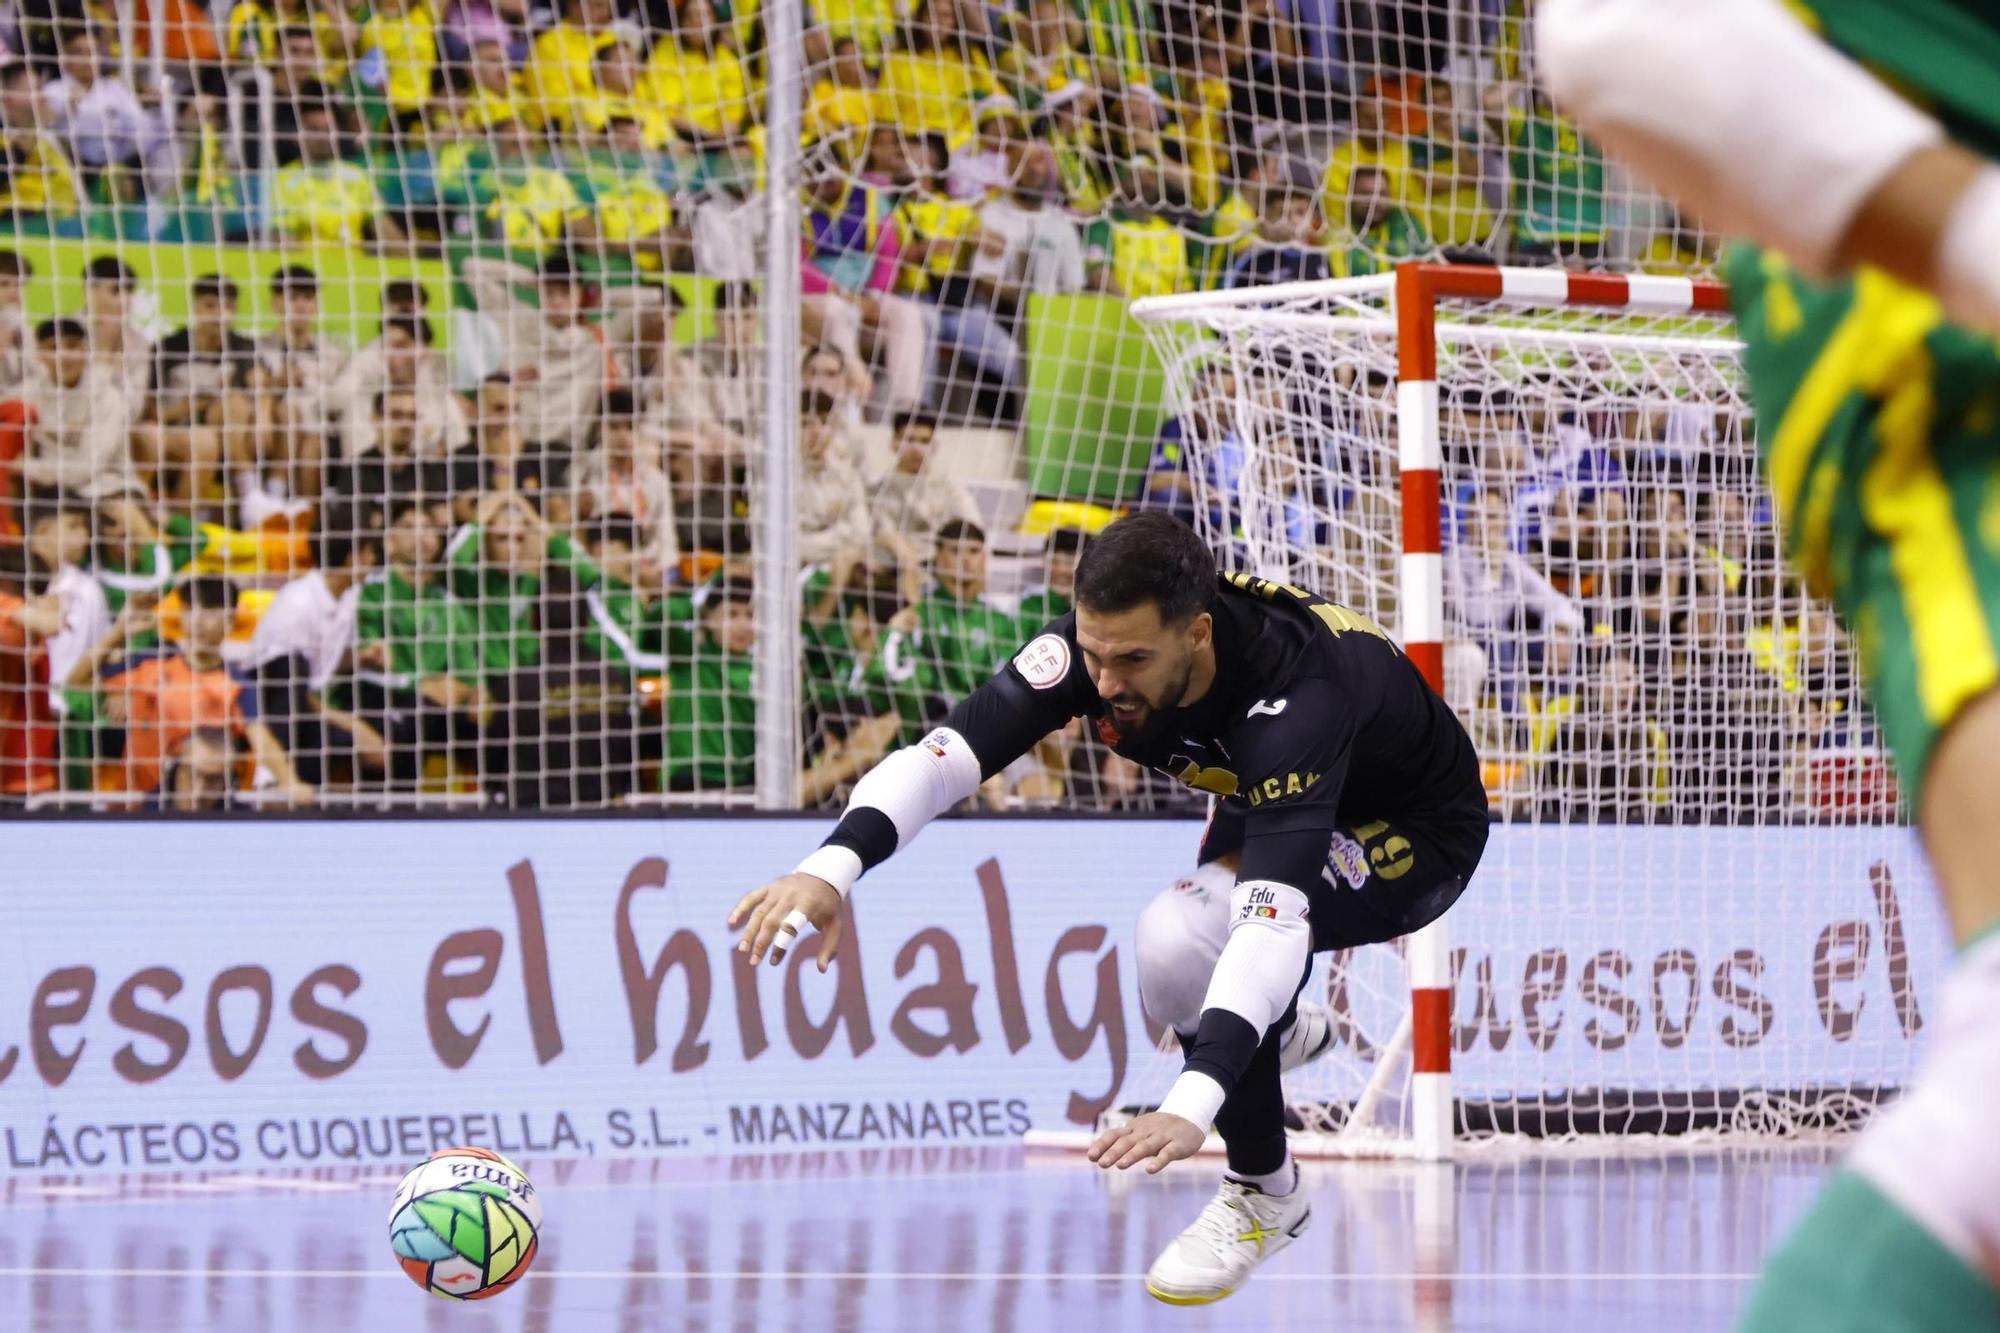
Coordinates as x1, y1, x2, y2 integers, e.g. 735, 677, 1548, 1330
1503, 86, 1607, 265
445, 489, 593, 677
577, 512, 695, 678
663, 577, 757, 792
1016, 525, 1088, 630
877, 518, 1017, 742
664, 570, 906, 801
1329, 165, 1431, 278
354, 497, 487, 786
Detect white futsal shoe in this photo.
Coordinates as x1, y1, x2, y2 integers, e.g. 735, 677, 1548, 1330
1278, 1001, 1336, 1073
1144, 1174, 1311, 1305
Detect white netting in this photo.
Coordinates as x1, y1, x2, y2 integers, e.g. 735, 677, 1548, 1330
0, 0, 1725, 814
1120, 275, 1909, 1153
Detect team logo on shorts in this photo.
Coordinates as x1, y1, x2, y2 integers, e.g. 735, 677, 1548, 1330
1013, 634, 1071, 689
1327, 832, 1369, 890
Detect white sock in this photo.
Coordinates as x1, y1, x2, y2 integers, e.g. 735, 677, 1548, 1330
1227, 1156, 1298, 1198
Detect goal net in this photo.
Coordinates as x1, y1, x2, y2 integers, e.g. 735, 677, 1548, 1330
1108, 265, 1918, 1157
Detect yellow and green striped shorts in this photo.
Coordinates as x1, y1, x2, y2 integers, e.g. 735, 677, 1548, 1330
1727, 245, 2000, 809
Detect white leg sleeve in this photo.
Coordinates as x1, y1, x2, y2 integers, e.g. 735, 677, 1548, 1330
1536, 0, 1941, 276
1135, 863, 1236, 1035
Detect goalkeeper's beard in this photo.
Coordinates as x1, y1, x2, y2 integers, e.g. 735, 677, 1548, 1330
1103, 654, 1196, 743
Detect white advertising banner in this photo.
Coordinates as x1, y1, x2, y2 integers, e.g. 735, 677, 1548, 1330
0, 818, 1950, 1174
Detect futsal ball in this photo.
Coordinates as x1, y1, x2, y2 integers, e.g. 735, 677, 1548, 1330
388, 1147, 542, 1300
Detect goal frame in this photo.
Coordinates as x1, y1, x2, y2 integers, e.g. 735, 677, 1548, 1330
1025, 264, 1735, 1163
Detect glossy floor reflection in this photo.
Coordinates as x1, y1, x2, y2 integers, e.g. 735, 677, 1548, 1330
0, 1145, 1831, 1331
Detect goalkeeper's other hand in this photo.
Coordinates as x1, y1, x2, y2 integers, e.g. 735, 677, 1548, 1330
729, 872, 844, 971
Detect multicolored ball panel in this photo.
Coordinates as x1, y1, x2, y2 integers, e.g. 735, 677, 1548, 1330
387, 1147, 542, 1300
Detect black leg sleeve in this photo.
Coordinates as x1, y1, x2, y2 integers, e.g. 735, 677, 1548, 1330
1208, 1031, 1290, 1176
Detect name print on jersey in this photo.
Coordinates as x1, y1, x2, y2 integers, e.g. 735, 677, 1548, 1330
1246, 771, 1322, 807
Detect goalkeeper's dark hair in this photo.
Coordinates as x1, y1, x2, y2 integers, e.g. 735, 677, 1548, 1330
1073, 512, 1214, 625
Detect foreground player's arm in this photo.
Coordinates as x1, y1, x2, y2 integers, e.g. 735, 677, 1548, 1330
1092, 679, 1355, 1171
730, 631, 1085, 969
1537, 0, 2000, 335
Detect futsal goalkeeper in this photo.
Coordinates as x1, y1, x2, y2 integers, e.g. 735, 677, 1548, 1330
1539, 0, 2000, 1326
728, 512, 1488, 1306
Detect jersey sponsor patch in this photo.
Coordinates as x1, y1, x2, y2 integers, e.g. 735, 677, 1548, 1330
1326, 832, 1369, 890
1013, 633, 1071, 689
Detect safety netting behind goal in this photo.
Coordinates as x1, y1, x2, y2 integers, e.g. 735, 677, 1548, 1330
1117, 273, 1920, 1153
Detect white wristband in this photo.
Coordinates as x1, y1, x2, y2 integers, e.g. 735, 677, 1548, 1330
794, 844, 864, 900
1157, 1069, 1228, 1133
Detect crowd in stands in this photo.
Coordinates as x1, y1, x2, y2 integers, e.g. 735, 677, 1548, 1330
0, 0, 1866, 816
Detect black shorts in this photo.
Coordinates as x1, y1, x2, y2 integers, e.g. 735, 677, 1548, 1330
1201, 806, 1488, 952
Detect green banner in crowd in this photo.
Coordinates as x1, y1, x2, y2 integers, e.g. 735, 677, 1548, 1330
1024, 293, 1168, 504
0, 236, 456, 346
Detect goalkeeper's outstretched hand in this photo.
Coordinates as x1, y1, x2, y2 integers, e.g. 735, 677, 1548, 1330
1087, 1112, 1206, 1174
729, 872, 844, 970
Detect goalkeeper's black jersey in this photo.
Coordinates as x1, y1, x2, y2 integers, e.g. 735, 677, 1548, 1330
944, 572, 1488, 893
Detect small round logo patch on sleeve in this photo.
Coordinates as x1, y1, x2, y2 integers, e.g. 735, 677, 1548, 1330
1013, 634, 1071, 689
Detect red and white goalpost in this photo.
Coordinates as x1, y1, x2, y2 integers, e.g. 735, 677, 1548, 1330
1029, 264, 1924, 1162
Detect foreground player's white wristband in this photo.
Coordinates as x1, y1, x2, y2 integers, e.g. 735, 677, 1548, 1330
795, 845, 864, 900
1157, 1070, 1228, 1133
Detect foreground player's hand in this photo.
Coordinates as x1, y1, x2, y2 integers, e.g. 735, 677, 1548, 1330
1087, 1111, 1206, 1174
729, 872, 843, 971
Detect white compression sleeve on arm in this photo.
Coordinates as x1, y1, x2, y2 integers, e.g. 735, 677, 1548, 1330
794, 726, 984, 897
1536, 0, 1941, 276
1157, 880, 1313, 1131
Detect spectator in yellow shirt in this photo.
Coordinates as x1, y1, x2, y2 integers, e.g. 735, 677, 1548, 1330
360, 0, 438, 129
1322, 93, 1414, 228
875, 0, 998, 144
1085, 160, 1189, 299
0, 62, 79, 225
805, 36, 874, 156
524, 0, 618, 131
226, 0, 357, 73
997, 0, 1092, 113
578, 37, 672, 149
456, 34, 524, 128
272, 102, 406, 248
566, 112, 677, 269
359, 0, 439, 129
807, 0, 896, 63
1638, 207, 1718, 275
647, 0, 752, 147
475, 112, 582, 256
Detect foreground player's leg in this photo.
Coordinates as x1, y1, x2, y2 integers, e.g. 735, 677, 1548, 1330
1743, 697, 2000, 1331
1721, 264, 2000, 1325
